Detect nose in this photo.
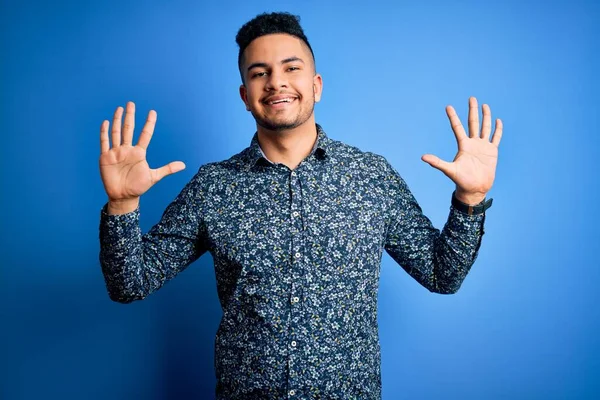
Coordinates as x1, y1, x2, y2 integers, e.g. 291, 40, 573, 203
265, 69, 287, 91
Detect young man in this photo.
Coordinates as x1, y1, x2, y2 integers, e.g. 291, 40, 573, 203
98, 12, 502, 400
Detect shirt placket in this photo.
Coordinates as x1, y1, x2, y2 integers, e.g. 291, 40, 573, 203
287, 168, 305, 399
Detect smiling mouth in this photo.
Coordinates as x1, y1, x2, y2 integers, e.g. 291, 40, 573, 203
263, 97, 297, 106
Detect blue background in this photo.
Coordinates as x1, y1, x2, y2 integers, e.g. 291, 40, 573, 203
1, 0, 599, 399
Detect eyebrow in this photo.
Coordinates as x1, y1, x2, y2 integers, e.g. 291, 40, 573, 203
247, 56, 305, 72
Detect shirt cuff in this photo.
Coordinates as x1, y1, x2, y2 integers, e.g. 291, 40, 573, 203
448, 204, 485, 232
99, 202, 141, 247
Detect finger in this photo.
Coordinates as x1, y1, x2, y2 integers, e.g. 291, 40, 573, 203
468, 96, 479, 138
151, 161, 186, 183
446, 105, 467, 144
481, 104, 492, 140
111, 106, 123, 148
100, 120, 110, 154
122, 101, 135, 146
421, 154, 455, 180
491, 118, 503, 146
137, 110, 157, 150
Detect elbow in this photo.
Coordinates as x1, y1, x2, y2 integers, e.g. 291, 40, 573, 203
104, 280, 150, 304
108, 291, 141, 304
100, 259, 152, 304
428, 273, 464, 295
107, 288, 148, 304
428, 257, 470, 294
431, 283, 461, 295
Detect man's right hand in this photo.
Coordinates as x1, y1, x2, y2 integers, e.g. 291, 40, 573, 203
99, 101, 185, 215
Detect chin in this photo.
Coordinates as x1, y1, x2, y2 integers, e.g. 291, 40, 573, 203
252, 112, 303, 132
258, 119, 302, 132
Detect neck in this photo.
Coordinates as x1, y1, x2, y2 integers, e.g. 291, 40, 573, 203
256, 117, 317, 170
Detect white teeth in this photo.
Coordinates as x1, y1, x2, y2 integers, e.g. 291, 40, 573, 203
268, 98, 293, 105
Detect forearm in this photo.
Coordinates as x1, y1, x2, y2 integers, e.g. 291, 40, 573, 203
385, 202, 486, 295
429, 205, 486, 293
99, 204, 155, 303
98, 170, 209, 303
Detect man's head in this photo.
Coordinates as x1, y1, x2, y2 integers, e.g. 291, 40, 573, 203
236, 12, 322, 132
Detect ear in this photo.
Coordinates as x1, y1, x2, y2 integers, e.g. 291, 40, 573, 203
313, 73, 323, 103
239, 84, 250, 111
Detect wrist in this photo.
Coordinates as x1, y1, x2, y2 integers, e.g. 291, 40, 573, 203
454, 189, 486, 205
107, 198, 140, 215
451, 190, 493, 215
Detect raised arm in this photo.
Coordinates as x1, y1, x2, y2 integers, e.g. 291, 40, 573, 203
384, 97, 503, 293
383, 170, 487, 294
98, 102, 207, 303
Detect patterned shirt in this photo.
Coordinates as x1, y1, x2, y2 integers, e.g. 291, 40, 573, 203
99, 124, 487, 400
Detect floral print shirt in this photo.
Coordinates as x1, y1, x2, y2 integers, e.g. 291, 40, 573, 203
99, 124, 487, 399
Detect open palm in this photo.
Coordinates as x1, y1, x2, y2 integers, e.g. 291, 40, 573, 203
99, 102, 185, 203
422, 97, 503, 204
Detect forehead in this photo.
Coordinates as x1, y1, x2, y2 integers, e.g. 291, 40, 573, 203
243, 33, 310, 63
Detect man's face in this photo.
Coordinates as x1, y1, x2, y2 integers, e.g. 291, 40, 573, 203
239, 33, 322, 132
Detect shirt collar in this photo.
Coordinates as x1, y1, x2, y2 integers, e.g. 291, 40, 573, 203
244, 123, 331, 170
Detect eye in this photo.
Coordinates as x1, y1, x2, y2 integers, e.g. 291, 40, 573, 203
252, 71, 268, 78
287, 66, 300, 71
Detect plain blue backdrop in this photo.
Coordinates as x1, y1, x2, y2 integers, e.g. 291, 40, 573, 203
1, 0, 599, 399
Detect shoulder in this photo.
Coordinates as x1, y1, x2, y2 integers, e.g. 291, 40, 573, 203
327, 137, 397, 176
197, 152, 246, 176
187, 149, 250, 193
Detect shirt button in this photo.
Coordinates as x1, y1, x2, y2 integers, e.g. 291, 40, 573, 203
291, 340, 297, 347
295, 252, 301, 259
292, 296, 299, 303
289, 389, 296, 396
293, 211, 299, 217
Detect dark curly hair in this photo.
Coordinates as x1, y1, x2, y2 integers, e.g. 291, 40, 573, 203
235, 12, 315, 83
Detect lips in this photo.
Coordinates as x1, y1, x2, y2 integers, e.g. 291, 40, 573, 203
263, 94, 298, 105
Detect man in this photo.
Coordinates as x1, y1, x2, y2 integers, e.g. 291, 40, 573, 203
98, 12, 503, 400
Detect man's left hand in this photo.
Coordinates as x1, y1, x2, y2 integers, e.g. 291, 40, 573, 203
421, 96, 503, 205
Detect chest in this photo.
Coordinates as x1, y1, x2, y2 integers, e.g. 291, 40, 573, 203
203, 169, 388, 261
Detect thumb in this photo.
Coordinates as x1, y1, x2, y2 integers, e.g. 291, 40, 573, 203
421, 154, 454, 178
152, 161, 186, 183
